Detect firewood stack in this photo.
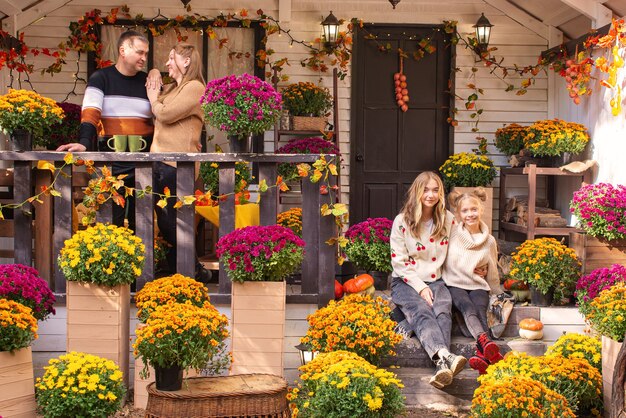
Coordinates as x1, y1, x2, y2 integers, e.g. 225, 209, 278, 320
503, 195, 568, 228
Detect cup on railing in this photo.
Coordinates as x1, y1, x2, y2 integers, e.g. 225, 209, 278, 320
128, 135, 147, 152
107, 135, 127, 152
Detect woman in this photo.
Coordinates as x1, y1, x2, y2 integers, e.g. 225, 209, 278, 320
443, 188, 503, 375
146, 43, 206, 278
390, 171, 467, 389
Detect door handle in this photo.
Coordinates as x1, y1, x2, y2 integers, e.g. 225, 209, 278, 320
356, 153, 364, 162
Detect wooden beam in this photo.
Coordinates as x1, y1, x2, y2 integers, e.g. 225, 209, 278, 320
541, 21, 611, 59
543, 7, 582, 27
483, 0, 548, 40
0, 0, 21, 15
559, 0, 612, 28
14, 0, 68, 31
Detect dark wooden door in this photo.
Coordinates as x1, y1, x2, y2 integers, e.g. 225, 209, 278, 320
350, 24, 453, 224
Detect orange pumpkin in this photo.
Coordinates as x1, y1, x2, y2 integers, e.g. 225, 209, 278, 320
343, 274, 374, 294
503, 278, 529, 291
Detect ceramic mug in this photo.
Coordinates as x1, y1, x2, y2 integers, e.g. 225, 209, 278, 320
107, 135, 127, 152
128, 135, 147, 152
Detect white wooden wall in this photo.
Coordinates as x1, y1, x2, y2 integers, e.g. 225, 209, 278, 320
12, 0, 550, 230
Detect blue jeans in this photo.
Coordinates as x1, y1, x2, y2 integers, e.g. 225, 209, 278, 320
391, 277, 452, 360
448, 286, 489, 339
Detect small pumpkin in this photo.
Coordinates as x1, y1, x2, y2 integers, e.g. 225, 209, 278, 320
503, 278, 529, 291
343, 274, 374, 294
334, 280, 344, 300
518, 318, 544, 340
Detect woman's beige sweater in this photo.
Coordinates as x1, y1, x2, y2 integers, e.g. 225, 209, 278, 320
150, 79, 205, 159
442, 221, 502, 294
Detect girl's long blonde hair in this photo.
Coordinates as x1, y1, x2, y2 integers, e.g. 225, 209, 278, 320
159, 43, 205, 100
400, 171, 447, 239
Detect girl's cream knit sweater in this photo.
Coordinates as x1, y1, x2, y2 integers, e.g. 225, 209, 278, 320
442, 221, 501, 294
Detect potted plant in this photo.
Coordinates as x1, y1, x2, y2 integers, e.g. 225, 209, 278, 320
58, 223, 145, 389
0, 89, 64, 151
0, 298, 38, 416
570, 183, 626, 273
509, 237, 581, 306
216, 224, 305, 376
575, 264, 626, 317
343, 217, 392, 290
494, 123, 527, 156
586, 282, 626, 407
523, 118, 590, 161
133, 274, 220, 405
282, 82, 333, 131
288, 350, 405, 418
301, 294, 402, 365
277, 207, 303, 236
479, 351, 602, 417
275, 136, 340, 181
0, 263, 56, 321
35, 101, 81, 150
133, 302, 229, 391
201, 74, 282, 152
472, 376, 575, 418
545, 333, 602, 372
439, 152, 497, 230
35, 351, 125, 417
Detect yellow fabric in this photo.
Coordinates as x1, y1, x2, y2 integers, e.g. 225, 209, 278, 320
195, 203, 260, 229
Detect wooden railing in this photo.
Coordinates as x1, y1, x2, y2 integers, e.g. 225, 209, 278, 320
0, 151, 336, 306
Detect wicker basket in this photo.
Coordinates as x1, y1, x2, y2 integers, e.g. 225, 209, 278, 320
145, 374, 289, 418
291, 116, 326, 131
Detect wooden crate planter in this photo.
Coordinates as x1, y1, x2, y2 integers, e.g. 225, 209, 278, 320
291, 116, 326, 131
231, 281, 286, 376
452, 187, 493, 232
0, 347, 37, 418
602, 336, 623, 417
66, 281, 130, 390
569, 232, 626, 274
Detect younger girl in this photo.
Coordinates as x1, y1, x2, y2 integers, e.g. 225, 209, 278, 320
443, 188, 503, 374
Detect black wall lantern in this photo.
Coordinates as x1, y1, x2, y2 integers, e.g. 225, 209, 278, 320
473, 13, 493, 52
389, 0, 401, 9
321, 11, 340, 47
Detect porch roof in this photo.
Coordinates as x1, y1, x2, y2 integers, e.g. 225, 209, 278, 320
1, 0, 625, 41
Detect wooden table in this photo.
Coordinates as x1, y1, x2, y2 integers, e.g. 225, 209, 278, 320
145, 374, 290, 418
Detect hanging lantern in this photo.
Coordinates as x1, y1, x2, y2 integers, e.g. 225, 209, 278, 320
389, 0, 401, 9
473, 13, 493, 52
321, 11, 340, 46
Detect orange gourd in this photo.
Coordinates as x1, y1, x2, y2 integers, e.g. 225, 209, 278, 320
343, 274, 374, 294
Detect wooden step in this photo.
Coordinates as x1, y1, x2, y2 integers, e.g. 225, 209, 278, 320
381, 336, 512, 368
391, 366, 476, 410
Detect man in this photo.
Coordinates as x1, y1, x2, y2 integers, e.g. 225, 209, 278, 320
57, 30, 153, 231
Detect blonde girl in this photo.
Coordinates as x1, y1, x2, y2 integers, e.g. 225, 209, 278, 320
443, 188, 503, 374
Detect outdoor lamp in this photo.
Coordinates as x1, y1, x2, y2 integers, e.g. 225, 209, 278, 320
473, 13, 493, 53
389, 0, 401, 8
321, 11, 340, 47
295, 343, 318, 365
